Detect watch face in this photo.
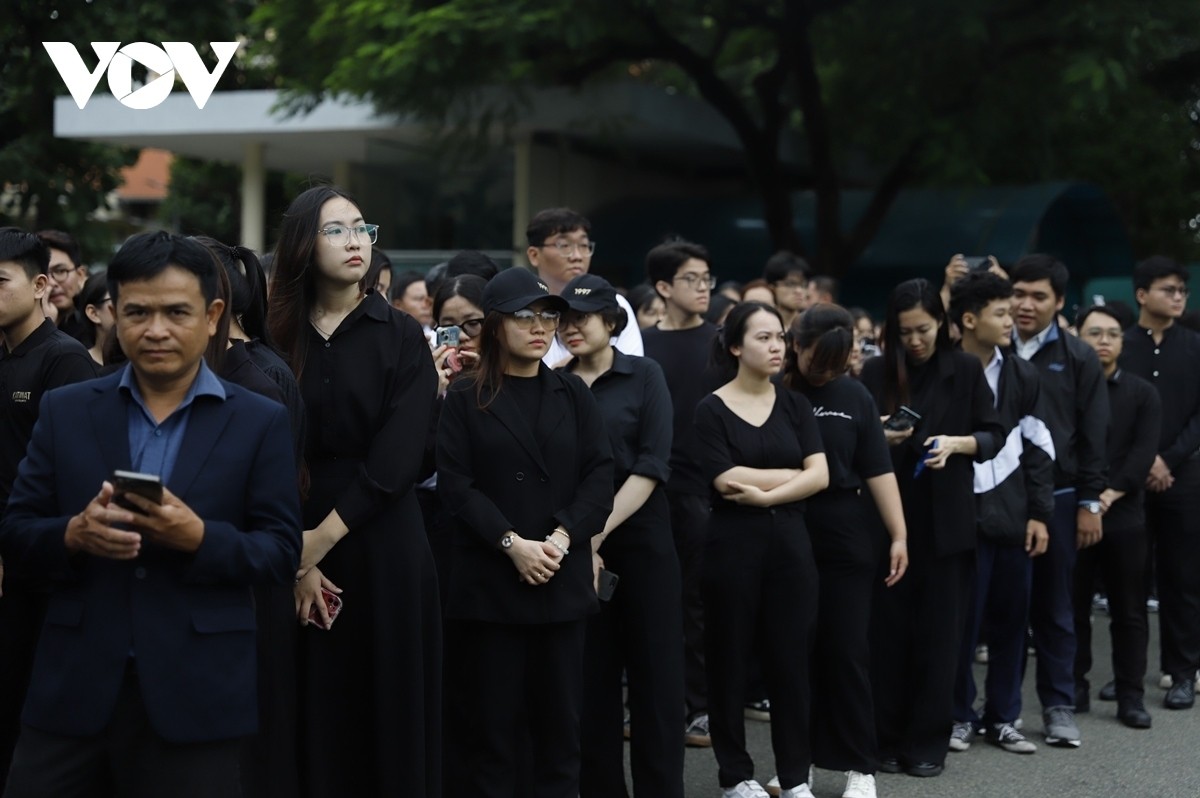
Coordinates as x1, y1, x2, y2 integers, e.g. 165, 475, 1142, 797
502, 534, 513, 548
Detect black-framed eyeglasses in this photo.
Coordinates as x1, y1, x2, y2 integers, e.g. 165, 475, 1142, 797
540, 240, 596, 256
674, 273, 716, 290
318, 223, 379, 247
1155, 285, 1189, 298
512, 309, 561, 329
48, 265, 81, 281
439, 318, 484, 337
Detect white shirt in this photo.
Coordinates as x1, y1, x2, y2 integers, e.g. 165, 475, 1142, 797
983, 346, 1003, 408
543, 292, 643, 365
1013, 323, 1056, 361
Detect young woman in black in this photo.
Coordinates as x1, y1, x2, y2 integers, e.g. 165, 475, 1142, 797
859, 279, 1004, 778
695, 301, 829, 798
555, 274, 684, 798
267, 185, 441, 797
774, 304, 907, 798
436, 267, 614, 798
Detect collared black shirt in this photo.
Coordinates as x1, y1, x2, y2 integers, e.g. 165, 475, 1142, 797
565, 348, 672, 489
1102, 369, 1161, 530
1119, 324, 1200, 469
0, 319, 96, 512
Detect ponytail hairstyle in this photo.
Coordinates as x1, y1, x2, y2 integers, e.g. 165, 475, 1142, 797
880, 278, 950, 414
710, 301, 784, 383
783, 303, 855, 389
267, 184, 361, 377
192, 235, 278, 353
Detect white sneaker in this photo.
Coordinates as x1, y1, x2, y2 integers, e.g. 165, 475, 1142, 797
1160, 672, 1173, 689
723, 781, 770, 798
842, 771, 877, 798
780, 784, 815, 798
765, 766, 813, 797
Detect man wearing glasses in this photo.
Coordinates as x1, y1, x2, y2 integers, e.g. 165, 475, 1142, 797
35, 231, 89, 342
524, 208, 643, 364
764, 251, 812, 331
1119, 256, 1200, 711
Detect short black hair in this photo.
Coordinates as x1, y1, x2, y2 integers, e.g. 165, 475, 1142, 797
949, 271, 1013, 327
810, 275, 838, 301
36, 229, 82, 269
628, 283, 662, 313
447, 250, 500, 281
0, 227, 50, 279
107, 231, 220, 305
763, 251, 811, 284
1133, 255, 1188, 293
526, 208, 591, 249
1075, 304, 1123, 331
646, 240, 710, 286
1009, 254, 1069, 299
390, 270, 426, 304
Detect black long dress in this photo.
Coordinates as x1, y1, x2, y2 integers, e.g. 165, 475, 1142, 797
295, 292, 441, 797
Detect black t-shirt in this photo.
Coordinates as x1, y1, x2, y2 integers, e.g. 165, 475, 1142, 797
695, 385, 825, 512
642, 321, 720, 495
792, 375, 892, 490
0, 319, 97, 513
503, 374, 544, 445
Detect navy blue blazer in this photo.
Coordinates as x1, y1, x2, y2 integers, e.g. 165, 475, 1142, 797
0, 369, 302, 743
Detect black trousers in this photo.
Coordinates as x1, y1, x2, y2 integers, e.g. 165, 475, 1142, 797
1145, 459, 1200, 681
703, 507, 816, 790
808, 490, 883, 774
3, 665, 242, 798
1028, 492, 1079, 709
0, 579, 45, 790
580, 508, 685, 798
444, 619, 587, 798
1073, 524, 1149, 701
667, 490, 711, 719
872, 546, 973, 768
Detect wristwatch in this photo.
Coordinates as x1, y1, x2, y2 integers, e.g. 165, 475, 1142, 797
500, 532, 516, 549
1082, 501, 1101, 515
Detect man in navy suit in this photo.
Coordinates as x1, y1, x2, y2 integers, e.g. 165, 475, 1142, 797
0, 232, 301, 797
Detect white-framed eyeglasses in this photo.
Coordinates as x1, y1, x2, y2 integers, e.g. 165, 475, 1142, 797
319, 224, 379, 247
540, 240, 596, 256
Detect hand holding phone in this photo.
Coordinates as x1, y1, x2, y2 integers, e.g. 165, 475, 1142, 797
597, 569, 620, 602
913, 438, 939, 479
883, 405, 921, 432
307, 587, 343, 630
436, 326, 463, 373
112, 470, 163, 511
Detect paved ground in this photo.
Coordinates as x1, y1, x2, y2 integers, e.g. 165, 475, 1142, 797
647, 610, 1200, 798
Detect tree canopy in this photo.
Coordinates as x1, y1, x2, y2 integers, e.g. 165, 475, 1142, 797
253, 0, 1200, 275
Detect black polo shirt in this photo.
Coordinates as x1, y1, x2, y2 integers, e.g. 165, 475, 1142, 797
0, 319, 97, 512
1120, 324, 1200, 469
1102, 369, 1161, 531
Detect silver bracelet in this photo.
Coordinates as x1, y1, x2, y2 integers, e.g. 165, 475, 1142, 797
544, 535, 569, 556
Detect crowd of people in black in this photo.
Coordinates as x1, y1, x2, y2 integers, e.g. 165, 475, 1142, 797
0, 189, 1196, 798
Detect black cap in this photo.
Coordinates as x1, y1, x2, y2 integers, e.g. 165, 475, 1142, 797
482, 267, 568, 314
562, 273, 619, 313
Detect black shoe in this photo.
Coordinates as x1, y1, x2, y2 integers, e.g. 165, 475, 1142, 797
905, 761, 944, 778
1098, 680, 1117, 702
1117, 699, 1152, 729
877, 756, 903, 774
1164, 678, 1195, 710
1074, 684, 1090, 714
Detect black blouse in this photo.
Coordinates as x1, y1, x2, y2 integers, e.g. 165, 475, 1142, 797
695, 385, 825, 512
793, 375, 892, 491
299, 291, 437, 529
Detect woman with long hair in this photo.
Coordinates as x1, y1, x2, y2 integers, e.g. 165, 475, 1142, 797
696, 301, 828, 798
772, 304, 907, 798
436, 267, 613, 797
859, 279, 1003, 778
77, 271, 113, 365
266, 185, 441, 796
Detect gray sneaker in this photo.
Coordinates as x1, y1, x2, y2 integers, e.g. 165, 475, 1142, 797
949, 721, 973, 751
986, 722, 1037, 754
1043, 706, 1081, 747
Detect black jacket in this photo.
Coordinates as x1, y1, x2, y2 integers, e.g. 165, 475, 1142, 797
1020, 324, 1108, 502
973, 351, 1056, 546
1102, 369, 1161, 531
436, 364, 614, 624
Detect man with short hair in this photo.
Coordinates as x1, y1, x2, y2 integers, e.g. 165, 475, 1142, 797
390, 270, 433, 331
1074, 304, 1159, 728
809, 276, 838, 306
1118, 256, 1200, 710
1009, 254, 1108, 748
763, 251, 811, 331
525, 208, 642, 363
948, 272, 1053, 757
35, 230, 88, 341
641, 240, 718, 747
0, 231, 301, 796
0, 228, 97, 787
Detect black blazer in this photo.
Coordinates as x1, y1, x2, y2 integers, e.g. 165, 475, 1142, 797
436, 364, 614, 624
862, 349, 1005, 557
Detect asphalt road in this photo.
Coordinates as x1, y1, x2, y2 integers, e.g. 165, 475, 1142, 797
651, 609, 1200, 798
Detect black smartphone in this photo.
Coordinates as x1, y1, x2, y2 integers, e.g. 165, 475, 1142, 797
883, 405, 921, 432
597, 570, 620, 602
112, 469, 163, 510
964, 256, 991, 272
